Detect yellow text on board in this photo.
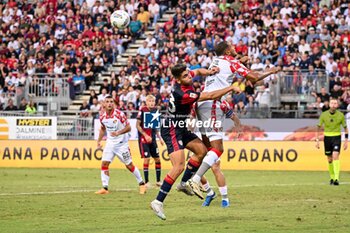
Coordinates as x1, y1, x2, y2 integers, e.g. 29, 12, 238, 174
0, 140, 349, 171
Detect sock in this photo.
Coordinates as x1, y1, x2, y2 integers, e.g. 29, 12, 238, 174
128, 165, 144, 184
143, 163, 149, 183
219, 186, 228, 200
156, 174, 175, 203
202, 181, 210, 192
333, 160, 340, 181
328, 162, 335, 180
202, 181, 214, 196
181, 158, 200, 184
192, 149, 222, 183
101, 165, 109, 190
155, 162, 161, 182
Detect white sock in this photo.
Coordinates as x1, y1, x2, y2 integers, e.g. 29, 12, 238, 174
219, 186, 228, 200
132, 166, 144, 184
202, 181, 210, 192
101, 170, 110, 188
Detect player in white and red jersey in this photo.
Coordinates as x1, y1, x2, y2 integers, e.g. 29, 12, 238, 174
95, 96, 146, 195
187, 41, 281, 201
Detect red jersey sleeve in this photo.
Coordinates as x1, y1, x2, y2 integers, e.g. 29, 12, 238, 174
181, 90, 200, 105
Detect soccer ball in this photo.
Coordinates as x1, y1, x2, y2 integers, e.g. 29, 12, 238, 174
110, 10, 130, 29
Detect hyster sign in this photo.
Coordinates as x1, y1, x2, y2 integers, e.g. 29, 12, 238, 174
1, 140, 349, 171
0, 117, 57, 140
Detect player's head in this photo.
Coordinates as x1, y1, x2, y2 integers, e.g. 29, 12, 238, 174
215, 41, 237, 57
104, 96, 114, 110
171, 64, 192, 86
329, 98, 339, 111
146, 95, 156, 108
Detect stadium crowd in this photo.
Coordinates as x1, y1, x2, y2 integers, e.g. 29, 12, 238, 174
0, 0, 350, 117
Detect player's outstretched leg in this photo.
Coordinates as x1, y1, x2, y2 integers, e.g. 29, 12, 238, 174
126, 162, 146, 194
187, 148, 222, 199
201, 177, 216, 207
151, 150, 186, 220
96, 161, 110, 194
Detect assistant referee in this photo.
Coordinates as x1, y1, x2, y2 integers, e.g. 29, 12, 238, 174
316, 99, 348, 185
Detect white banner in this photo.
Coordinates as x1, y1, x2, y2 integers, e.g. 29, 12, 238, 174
0, 117, 57, 140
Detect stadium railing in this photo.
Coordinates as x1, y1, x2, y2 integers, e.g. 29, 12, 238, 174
57, 116, 93, 140
25, 73, 72, 113
279, 69, 328, 95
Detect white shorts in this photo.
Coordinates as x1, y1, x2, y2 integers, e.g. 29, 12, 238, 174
196, 100, 224, 142
102, 141, 132, 165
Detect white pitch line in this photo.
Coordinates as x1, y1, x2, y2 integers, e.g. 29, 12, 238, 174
0, 188, 134, 196
0, 182, 349, 196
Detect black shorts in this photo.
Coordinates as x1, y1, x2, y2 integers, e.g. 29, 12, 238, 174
324, 136, 341, 156
139, 140, 159, 158
161, 126, 198, 154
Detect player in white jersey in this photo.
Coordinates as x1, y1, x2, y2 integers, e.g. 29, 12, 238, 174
187, 41, 281, 200
95, 96, 146, 195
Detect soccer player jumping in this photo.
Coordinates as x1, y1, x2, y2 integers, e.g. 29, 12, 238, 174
186, 41, 281, 200
150, 64, 241, 220
316, 98, 348, 185
96, 96, 146, 195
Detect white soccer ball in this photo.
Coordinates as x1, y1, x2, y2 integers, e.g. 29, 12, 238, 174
110, 10, 130, 29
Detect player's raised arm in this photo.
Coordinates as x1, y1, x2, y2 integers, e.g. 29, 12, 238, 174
198, 85, 239, 102
191, 67, 220, 77
245, 67, 281, 85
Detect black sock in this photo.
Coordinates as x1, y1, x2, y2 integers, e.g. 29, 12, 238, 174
156, 175, 174, 202
181, 158, 200, 184
155, 162, 161, 182
143, 163, 149, 183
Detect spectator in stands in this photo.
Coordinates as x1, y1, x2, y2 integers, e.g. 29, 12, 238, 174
83, 63, 94, 91
160, 81, 172, 95
98, 88, 109, 102
137, 41, 151, 56
148, 0, 160, 27
129, 14, 143, 38
25, 100, 36, 115
90, 97, 101, 115
80, 100, 91, 118
137, 6, 151, 28
4, 99, 17, 111
89, 90, 97, 105
232, 76, 246, 105
18, 97, 27, 111
99, 79, 110, 94
73, 69, 85, 93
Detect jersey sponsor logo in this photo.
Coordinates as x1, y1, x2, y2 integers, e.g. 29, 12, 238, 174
189, 93, 197, 99
143, 110, 161, 129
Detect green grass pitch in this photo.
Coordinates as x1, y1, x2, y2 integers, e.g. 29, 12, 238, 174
1, 168, 350, 233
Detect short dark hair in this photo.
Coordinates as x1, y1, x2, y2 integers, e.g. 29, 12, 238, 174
215, 41, 229, 56
105, 95, 113, 100
171, 64, 187, 79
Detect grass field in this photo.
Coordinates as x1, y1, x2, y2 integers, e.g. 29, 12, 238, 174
1, 168, 350, 233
